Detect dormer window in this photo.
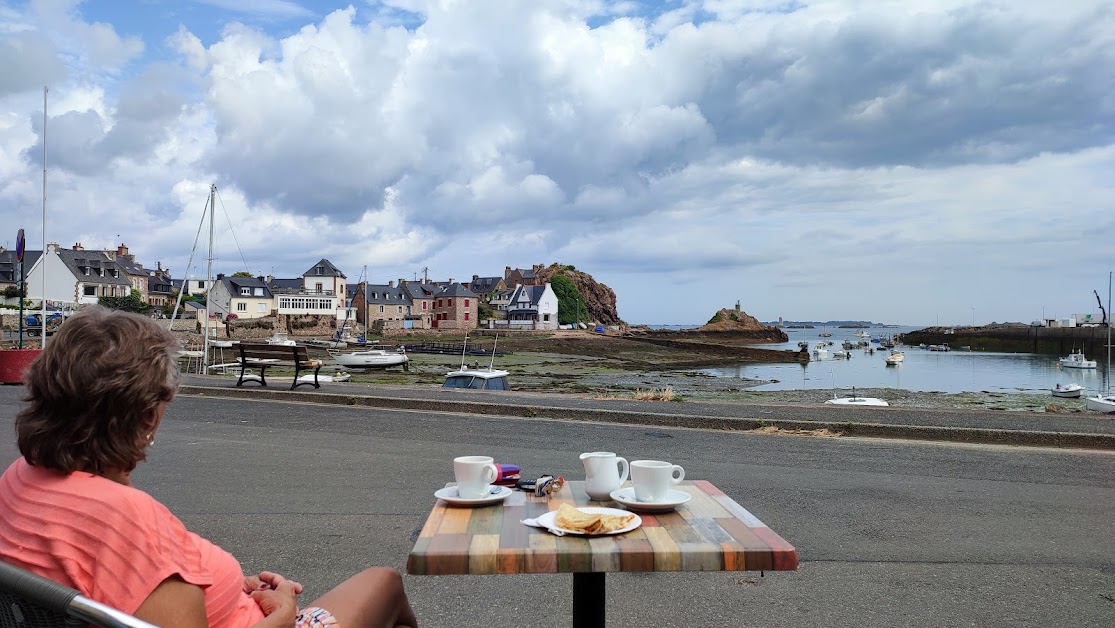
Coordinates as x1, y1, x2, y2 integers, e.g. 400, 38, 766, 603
254, 288, 263, 296
240, 287, 250, 296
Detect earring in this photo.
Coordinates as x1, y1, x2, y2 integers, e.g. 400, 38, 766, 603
146, 433, 155, 446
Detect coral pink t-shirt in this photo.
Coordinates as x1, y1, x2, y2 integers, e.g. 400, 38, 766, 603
0, 457, 266, 627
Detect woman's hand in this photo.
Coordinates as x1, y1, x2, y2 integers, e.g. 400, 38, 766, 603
250, 578, 300, 624
244, 571, 304, 595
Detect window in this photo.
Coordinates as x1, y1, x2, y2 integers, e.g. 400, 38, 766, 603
465, 312, 470, 321
316, 266, 323, 275
237, 303, 247, 312
198, 281, 205, 289
257, 303, 266, 313
240, 287, 250, 295
254, 288, 263, 296
422, 302, 427, 310
397, 306, 402, 314
465, 299, 469, 307
379, 305, 384, 313
315, 283, 323, 294
448, 299, 454, 307
84, 286, 96, 296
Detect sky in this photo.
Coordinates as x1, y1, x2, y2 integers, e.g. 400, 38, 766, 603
0, 0, 1112, 326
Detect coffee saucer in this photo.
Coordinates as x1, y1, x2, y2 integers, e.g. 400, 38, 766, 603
609, 487, 691, 513
435, 485, 513, 507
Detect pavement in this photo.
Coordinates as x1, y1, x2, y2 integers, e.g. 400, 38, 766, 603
180, 374, 1115, 450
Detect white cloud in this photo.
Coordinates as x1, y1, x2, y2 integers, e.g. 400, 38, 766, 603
0, 0, 1112, 325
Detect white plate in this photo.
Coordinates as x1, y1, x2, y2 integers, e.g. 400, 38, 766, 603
534, 507, 642, 535
608, 487, 691, 513
434, 485, 513, 507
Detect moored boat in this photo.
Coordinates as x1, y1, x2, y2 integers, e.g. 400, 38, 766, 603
885, 350, 904, 366
332, 348, 409, 369
1058, 350, 1096, 369
1051, 383, 1084, 399
1085, 394, 1115, 413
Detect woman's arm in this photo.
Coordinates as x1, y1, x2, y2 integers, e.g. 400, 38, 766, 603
133, 575, 209, 627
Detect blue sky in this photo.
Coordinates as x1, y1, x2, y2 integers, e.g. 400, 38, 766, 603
1, 0, 1112, 325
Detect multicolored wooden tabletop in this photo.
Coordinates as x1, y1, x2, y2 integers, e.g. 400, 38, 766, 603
407, 480, 798, 576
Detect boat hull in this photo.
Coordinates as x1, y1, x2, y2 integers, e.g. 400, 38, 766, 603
1085, 395, 1115, 413
1051, 385, 1083, 399
333, 351, 408, 369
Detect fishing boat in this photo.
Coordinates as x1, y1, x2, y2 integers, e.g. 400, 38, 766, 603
443, 333, 510, 390
885, 350, 904, 366
1058, 350, 1096, 369
1051, 383, 1084, 399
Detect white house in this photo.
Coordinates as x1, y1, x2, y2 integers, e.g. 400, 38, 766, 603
207, 274, 274, 319
24, 243, 130, 308
502, 283, 559, 330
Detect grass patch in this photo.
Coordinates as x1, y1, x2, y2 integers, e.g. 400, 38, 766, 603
631, 386, 679, 402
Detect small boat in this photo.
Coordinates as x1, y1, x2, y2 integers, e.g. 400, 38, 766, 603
1058, 350, 1097, 369
332, 348, 409, 369
1051, 383, 1084, 399
443, 367, 511, 390
207, 339, 237, 349
267, 333, 296, 346
1085, 394, 1115, 413
303, 338, 346, 349
826, 389, 889, 407
812, 343, 829, 360
831, 349, 851, 359
298, 371, 351, 384
885, 350, 904, 366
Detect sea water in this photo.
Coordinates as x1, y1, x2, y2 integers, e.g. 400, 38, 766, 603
689, 325, 1113, 394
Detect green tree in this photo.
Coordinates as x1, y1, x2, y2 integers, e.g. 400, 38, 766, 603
551, 274, 589, 326
100, 289, 153, 314
478, 301, 495, 320
162, 291, 199, 318
232, 271, 254, 278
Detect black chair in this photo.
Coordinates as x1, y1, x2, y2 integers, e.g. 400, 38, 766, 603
0, 560, 156, 628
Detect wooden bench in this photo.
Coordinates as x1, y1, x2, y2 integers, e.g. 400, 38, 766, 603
236, 343, 323, 390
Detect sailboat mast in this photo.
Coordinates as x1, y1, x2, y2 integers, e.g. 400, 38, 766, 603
40, 86, 48, 346
202, 184, 215, 372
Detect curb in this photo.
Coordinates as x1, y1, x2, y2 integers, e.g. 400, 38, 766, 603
178, 385, 1115, 451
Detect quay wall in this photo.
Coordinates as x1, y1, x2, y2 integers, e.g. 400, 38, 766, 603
901, 325, 1113, 356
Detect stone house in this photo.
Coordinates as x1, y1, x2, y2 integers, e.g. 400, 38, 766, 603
146, 264, 174, 310
467, 275, 507, 299
401, 281, 442, 328
24, 243, 131, 307
351, 281, 418, 330
504, 265, 545, 287
432, 283, 478, 330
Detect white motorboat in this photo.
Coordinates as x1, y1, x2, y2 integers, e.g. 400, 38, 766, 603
885, 350, 904, 365
831, 349, 851, 359
298, 371, 351, 384
1051, 383, 1084, 399
1085, 394, 1115, 413
332, 348, 409, 369
1058, 350, 1096, 369
267, 333, 296, 346
443, 367, 510, 390
812, 343, 829, 360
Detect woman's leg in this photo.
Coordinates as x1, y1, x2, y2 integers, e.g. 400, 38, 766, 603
306, 567, 418, 628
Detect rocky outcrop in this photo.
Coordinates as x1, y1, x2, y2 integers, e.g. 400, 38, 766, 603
700, 306, 776, 332
535, 264, 622, 326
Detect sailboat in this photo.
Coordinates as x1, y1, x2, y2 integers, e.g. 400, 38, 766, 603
1085, 271, 1115, 413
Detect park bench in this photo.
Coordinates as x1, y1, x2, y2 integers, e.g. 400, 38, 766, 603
236, 343, 323, 390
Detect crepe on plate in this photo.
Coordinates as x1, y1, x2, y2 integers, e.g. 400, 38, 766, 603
554, 503, 635, 534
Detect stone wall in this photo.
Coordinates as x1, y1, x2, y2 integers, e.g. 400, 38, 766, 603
223, 314, 339, 340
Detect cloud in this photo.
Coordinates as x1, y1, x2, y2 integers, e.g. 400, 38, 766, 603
0, 0, 1113, 325
194, 0, 315, 20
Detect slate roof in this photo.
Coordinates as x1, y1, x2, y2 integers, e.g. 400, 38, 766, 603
469, 276, 504, 294
438, 283, 477, 298
148, 272, 173, 295
219, 275, 273, 298
57, 249, 130, 286
403, 282, 441, 299
0, 249, 42, 283
114, 255, 147, 277
364, 283, 412, 305
267, 278, 304, 293
303, 259, 346, 279
508, 285, 546, 311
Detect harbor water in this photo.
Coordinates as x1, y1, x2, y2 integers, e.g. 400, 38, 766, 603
696, 325, 1113, 394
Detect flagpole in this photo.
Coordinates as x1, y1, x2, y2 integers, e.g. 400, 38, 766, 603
41, 86, 48, 346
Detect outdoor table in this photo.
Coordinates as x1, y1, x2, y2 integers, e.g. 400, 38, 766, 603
407, 480, 798, 627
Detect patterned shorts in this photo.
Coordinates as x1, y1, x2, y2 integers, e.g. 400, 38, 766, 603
296, 606, 339, 628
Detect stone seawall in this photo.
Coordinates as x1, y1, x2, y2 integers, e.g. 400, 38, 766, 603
902, 325, 1113, 356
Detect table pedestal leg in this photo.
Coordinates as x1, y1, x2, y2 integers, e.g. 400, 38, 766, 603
573, 572, 605, 628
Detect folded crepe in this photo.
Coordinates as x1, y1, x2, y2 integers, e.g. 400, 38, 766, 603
554, 503, 634, 534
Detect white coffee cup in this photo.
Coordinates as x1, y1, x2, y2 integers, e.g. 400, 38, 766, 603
630, 460, 685, 503
453, 455, 499, 499
580, 451, 630, 500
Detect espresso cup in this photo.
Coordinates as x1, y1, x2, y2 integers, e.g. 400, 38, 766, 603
453, 455, 499, 499
630, 460, 685, 503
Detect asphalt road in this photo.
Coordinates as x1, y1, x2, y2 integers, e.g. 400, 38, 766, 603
1, 386, 1113, 627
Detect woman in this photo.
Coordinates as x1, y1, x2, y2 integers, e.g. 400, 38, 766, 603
0, 306, 418, 628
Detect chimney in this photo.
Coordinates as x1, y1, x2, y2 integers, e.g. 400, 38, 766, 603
73, 242, 83, 250
216, 273, 224, 280
504, 266, 511, 279
472, 274, 479, 282
117, 244, 128, 257
266, 274, 274, 283
157, 261, 162, 271
388, 280, 394, 288
48, 242, 60, 253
